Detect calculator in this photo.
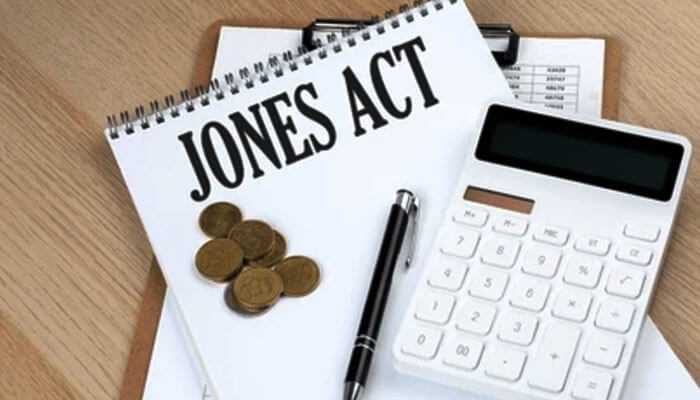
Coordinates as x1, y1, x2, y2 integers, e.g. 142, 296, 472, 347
393, 102, 692, 400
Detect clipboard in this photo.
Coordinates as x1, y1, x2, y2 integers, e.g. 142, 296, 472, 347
301, 19, 521, 67
118, 20, 622, 400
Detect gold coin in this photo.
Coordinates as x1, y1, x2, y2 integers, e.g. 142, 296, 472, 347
195, 239, 244, 282
233, 267, 284, 309
224, 282, 269, 315
249, 231, 287, 268
199, 202, 242, 238
273, 256, 320, 297
228, 220, 275, 260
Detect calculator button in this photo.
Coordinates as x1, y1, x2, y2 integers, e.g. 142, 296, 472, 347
509, 277, 550, 312
624, 223, 660, 243
400, 324, 443, 360
453, 205, 488, 227
456, 300, 497, 335
492, 214, 528, 236
595, 300, 635, 334
574, 235, 611, 256
428, 258, 468, 291
442, 334, 484, 371
415, 291, 455, 325
605, 266, 645, 299
527, 323, 581, 393
522, 245, 562, 279
440, 228, 480, 259
533, 225, 569, 246
551, 289, 592, 322
563, 256, 603, 289
615, 243, 652, 266
481, 237, 521, 268
572, 370, 613, 400
468, 267, 509, 301
484, 346, 527, 382
497, 312, 539, 346
583, 333, 625, 368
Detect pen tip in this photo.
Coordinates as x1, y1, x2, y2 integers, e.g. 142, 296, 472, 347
344, 382, 363, 400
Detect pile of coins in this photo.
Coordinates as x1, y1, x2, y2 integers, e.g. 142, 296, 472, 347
195, 202, 320, 315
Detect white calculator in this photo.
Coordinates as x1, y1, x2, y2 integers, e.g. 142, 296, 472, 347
393, 102, 692, 400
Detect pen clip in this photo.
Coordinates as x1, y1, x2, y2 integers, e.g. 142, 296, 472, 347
402, 196, 420, 271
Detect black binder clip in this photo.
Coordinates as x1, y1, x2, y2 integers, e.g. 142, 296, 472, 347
479, 24, 520, 67
302, 18, 373, 50
302, 18, 520, 67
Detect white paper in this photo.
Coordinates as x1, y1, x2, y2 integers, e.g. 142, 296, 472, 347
109, 2, 513, 399
211, 30, 606, 119
212, 27, 300, 72
142, 26, 698, 400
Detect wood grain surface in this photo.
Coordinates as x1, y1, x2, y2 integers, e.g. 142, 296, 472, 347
0, 1, 698, 398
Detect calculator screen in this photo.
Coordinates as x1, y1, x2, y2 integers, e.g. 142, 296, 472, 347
475, 105, 684, 201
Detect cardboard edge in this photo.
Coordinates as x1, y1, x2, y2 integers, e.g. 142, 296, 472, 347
602, 37, 621, 119
119, 26, 622, 399
119, 260, 167, 400
189, 19, 234, 90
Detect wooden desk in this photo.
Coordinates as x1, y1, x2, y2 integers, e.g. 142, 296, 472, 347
0, 1, 698, 398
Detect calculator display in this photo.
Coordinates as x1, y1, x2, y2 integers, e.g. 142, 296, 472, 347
475, 105, 684, 201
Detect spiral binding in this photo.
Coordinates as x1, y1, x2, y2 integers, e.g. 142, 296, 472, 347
106, 0, 457, 140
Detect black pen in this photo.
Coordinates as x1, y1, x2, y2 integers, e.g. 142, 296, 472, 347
344, 189, 420, 400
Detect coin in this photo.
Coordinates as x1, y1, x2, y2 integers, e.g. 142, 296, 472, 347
273, 256, 320, 297
233, 267, 284, 309
249, 231, 287, 268
199, 202, 242, 238
224, 281, 269, 315
228, 220, 275, 260
195, 238, 244, 282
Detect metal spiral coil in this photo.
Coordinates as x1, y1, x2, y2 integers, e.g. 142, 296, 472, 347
106, 0, 455, 140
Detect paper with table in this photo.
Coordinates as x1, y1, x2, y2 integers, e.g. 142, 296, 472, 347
141, 25, 698, 400
210, 28, 607, 116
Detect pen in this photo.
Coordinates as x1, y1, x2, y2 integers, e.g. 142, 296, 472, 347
344, 189, 420, 400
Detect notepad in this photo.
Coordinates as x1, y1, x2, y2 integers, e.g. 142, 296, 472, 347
107, 2, 513, 398
141, 24, 699, 400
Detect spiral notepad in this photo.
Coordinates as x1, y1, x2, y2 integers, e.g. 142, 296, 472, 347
106, 1, 511, 398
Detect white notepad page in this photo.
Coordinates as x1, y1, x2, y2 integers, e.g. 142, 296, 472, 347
142, 27, 699, 399
108, 2, 514, 399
